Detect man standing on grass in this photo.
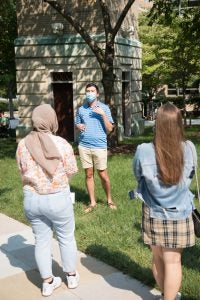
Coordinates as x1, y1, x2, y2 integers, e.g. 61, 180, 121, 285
75, 83, 117, 213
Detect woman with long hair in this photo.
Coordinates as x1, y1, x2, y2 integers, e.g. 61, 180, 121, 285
134, 102, 197, 300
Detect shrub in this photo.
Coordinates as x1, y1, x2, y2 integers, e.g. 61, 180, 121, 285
0, 101, 9, 112
0, 100, 18, 112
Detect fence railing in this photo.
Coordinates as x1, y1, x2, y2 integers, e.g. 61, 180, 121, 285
167, 88, 200, 96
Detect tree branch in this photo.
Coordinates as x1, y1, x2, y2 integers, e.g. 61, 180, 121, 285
44, 0, 105, 63
99, 0, 113, 40
112, 0, 135, 39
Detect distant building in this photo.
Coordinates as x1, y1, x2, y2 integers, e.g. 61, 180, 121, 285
15, 0, 145, 141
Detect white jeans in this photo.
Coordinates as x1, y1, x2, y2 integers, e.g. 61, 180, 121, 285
23, 187, 77, 279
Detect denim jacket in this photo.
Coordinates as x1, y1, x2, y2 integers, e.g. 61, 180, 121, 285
133, 140, 197, 220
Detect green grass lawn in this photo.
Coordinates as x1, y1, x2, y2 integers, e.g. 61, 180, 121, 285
0, 126, 200, 299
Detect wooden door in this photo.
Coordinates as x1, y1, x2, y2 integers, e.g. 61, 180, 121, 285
52, 82, 74, 141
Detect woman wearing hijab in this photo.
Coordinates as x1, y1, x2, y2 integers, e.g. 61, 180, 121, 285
16, 104, 79, 297
133, 102, 197, 300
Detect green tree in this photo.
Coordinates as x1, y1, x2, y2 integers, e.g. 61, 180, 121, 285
140, 2, 200, 122
149, 0, 200, 35
0, 0, 17, 117
139, 14, 175, 100
169, 20, 200, 123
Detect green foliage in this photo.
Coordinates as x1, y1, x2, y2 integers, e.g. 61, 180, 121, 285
0, 101, 9, 112
149, 0, 200, 39
139, 13, 175, 97
148, 0, 179, 25
0, 100, 18, 112
139, 6, 200, 102
0, 0, 17, 97
169, 20, 200, 92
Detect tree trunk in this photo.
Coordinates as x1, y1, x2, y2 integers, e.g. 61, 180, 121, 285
189, 112, 192, 127
183, 107, 187, 126
182, 84, 187, 126
101, 67, 118, 147
7, 80, 14, 119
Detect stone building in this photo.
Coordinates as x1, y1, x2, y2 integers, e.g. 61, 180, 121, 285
15, 0, 144, 141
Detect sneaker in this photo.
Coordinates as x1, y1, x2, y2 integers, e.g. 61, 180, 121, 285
158, 292, 181, 300
66, 271, 80, 289
176, 292, 181, 300
42, 276, 62, 297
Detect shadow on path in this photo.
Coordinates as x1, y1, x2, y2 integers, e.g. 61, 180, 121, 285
81, 244, 159, 300
0, 234, 64, 288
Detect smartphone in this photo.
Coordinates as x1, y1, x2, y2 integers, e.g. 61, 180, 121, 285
128, 190, 135, 200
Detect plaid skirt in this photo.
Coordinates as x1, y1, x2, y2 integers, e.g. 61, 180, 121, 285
142, 203, 195, 248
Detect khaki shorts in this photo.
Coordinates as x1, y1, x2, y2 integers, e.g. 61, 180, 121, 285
78, 145, 107, 170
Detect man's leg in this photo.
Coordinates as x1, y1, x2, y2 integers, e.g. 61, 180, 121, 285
98, 169, 116, 209
78, 146, 96, 212
93, 148, 116, 209
97, 169, 111, 202
85, 167, 96, 208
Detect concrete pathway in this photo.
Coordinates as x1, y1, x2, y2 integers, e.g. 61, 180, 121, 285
0, 213, 161, 300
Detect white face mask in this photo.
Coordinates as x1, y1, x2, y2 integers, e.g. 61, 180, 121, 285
85, 92, 96, 103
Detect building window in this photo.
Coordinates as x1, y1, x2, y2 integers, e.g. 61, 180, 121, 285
52, 72, 73, 82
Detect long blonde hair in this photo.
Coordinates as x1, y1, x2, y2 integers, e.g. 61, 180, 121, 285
154, 102, 184, 185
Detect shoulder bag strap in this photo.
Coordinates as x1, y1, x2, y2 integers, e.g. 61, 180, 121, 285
187, 141, 200, 203
195, 163, 200, 203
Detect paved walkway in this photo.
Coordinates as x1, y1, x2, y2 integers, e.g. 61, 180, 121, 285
0, 213, 161, 300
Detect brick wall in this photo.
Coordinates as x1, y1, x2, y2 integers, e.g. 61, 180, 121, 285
16, 0, 138, 39
15, 0, 144, 140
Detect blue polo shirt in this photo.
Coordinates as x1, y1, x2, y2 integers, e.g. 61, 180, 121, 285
75, 100, 114, 148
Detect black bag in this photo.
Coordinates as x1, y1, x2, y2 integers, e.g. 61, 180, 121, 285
192, 209, 200, 238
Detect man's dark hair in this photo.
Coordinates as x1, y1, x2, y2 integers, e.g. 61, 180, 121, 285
85, 83, 99, 93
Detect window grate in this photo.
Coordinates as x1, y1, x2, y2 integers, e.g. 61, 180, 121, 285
52, 72, 73, 82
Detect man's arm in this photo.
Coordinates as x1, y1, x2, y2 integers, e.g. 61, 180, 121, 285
101, 113, 114, 133
75, 123, 86, 131
75, 107, 86, 132
93, 107, 114, 133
